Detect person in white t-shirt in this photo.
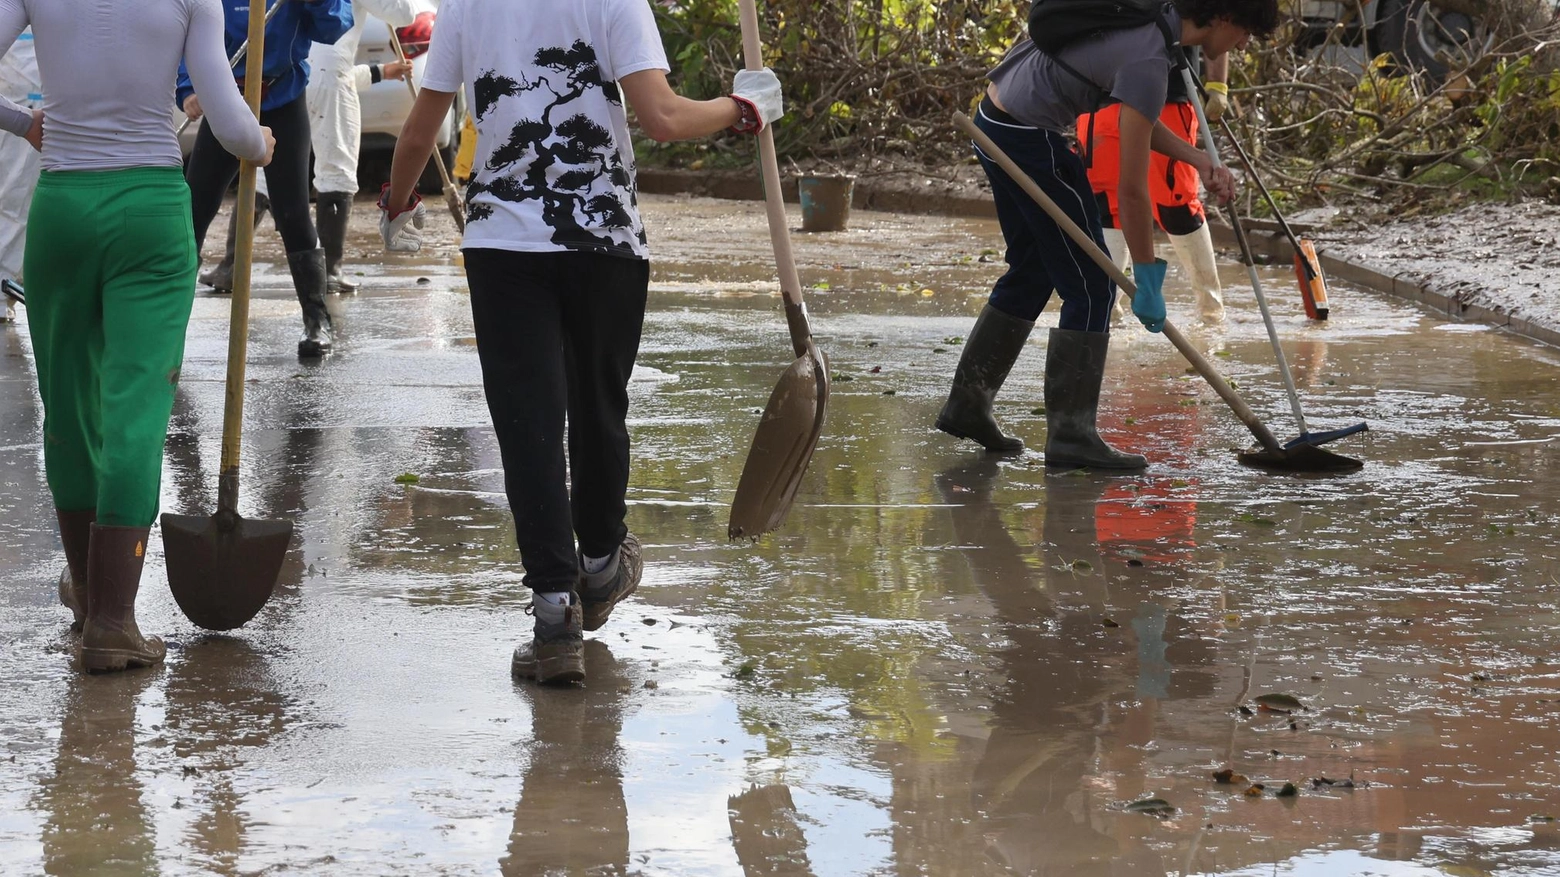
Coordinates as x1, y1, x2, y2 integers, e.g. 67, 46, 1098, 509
377, 0, 783, 686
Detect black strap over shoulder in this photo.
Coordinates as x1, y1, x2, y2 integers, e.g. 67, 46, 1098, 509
1029, 0, 1187, 167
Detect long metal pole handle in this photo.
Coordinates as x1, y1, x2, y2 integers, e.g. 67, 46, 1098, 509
737, 0, 809, 360
955, 111, 1282, 453
1180, 69, 1308, 436
217, 0, 270, 516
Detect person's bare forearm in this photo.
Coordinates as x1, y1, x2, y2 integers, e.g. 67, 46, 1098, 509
1118, 183, 1156, 267
635, 95, 740, 142
386, 89, 453, 210
1205, 51, 1229, 86
1151, 119, 1207, 167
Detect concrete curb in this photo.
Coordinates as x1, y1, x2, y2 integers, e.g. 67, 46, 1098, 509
1206, 220, 1560, 350
636, 168, 999, 219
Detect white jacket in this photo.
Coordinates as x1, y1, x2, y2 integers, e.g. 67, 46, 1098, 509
307, 0, 425, 194
0, 28, 38, 280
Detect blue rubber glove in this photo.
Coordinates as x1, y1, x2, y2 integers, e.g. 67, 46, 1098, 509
1131, 259, 1168, 333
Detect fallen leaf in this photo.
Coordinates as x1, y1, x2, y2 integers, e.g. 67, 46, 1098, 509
1255, 693, 1305, 713
1276, 782, 1299, 797
1101, 618, 1120, 628
394, 473, 420, 485
1243, 784, 1265, 797
1124, 797, 1175, 817
1238, 705, 1254, 716
1212, 769, 1248, 785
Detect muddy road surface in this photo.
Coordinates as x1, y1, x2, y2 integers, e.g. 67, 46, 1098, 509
2, 194, 1558, 875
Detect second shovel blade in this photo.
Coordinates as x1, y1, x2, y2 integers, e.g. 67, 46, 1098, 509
161, 510, 293, 631
728, 350, 829, 541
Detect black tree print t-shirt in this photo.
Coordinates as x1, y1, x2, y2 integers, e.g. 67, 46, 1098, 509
421, 0, 669, 258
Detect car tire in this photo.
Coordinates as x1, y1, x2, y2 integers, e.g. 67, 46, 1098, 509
1373, 0, 1485, 81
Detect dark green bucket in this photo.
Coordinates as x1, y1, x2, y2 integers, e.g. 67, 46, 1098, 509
798, 174, 855, 232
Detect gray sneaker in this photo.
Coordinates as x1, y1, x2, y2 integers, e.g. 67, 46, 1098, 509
512, 593, 585, 685
580, 533, 642, 632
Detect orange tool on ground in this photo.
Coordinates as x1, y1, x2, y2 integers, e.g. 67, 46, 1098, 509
1214, 115, 1331, 320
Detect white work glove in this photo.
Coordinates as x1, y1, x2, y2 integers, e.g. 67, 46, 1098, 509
730, 67, 784, 133
377, 183, 427, 253
1204, 81, 1230, 123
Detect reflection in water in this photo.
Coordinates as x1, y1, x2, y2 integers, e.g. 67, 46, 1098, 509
502, 640, 630, 876
35, 672, 159, 876
162, 638, 292, 874
728, 784, 816, 877
938, 459, 1215, 875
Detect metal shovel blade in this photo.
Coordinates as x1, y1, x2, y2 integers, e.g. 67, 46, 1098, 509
728, 349, 829, 541
160, 510, 292, 631
1238, 421, 1367, 473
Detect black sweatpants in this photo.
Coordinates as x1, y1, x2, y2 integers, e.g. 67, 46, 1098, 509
186, 93, 317, 254
465, 248, 649, 594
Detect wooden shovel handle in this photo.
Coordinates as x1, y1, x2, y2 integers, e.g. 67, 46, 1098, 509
737, 0, 810, 360
954, 112, 1283, 453
217, 0, 270, 515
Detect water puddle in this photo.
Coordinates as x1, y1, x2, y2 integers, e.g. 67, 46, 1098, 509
1, 195, 1557, 874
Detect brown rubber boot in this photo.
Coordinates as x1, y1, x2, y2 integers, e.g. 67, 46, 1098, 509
55, 508, 95, 632
511, 593, 585, 685
80, 524, 166, 673
580, 532, 642, 632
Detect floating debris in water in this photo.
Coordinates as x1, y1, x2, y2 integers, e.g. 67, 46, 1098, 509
1123, 797, 1175, 817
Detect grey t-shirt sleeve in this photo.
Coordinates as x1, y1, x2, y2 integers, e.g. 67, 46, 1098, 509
0, 0, 31, 138
1108, 55, 1170, 122
182, 0, 268, 162
987, 12, 1180, 132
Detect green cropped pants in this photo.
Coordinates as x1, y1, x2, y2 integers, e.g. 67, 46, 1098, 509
25, 166, 197, 527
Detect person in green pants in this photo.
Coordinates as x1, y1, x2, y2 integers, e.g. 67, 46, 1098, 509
0, 0, 273, 672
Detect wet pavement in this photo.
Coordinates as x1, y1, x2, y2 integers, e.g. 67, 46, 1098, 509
2, 194, 1559, 875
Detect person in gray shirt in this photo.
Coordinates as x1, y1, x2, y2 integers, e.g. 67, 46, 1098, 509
936, 0, 1277, 471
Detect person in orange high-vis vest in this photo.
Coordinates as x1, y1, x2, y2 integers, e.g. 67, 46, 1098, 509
1079, 50, 1230, 323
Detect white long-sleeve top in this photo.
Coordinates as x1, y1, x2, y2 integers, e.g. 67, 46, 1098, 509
0, 0, 267, 171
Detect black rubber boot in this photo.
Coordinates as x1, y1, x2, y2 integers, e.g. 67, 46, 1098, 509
199, 193, 270, 294
288, 248, 334, 358
1043, 328, 1147, 471
512, 593, 586, 685
315, 191, 359, 294
80, 525, 166, 673
55, 508, 95, 632
936, 304, 1033, 453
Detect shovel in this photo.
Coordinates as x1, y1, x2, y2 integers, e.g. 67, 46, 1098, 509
955, 112, 1360, 474
161, 0, 293, 631
1179, 69, 1368, 463
727, 0, 830, 540
387, 26, 465, 232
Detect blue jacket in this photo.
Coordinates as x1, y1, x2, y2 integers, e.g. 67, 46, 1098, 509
177, 0, 353, 113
